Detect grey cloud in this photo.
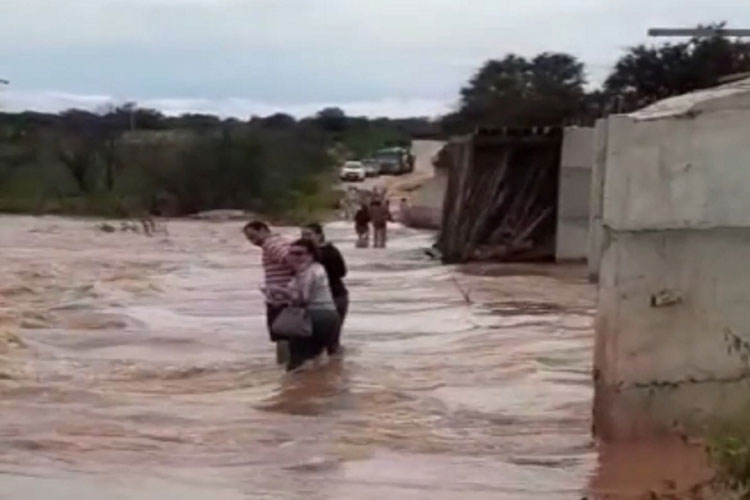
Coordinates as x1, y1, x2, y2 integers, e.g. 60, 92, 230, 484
1, 0, 749, 116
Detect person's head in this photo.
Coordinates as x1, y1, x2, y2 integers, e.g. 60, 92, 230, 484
371, 199, 381, 207
301, 222, 325, 245
243, 220, 271, 247
288, 238, 319, 271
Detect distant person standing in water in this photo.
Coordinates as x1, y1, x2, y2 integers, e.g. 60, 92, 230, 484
243, 221, 293, 365
370, 199, 391, 248
354, 204, 371, 248
301, 223, 348, 355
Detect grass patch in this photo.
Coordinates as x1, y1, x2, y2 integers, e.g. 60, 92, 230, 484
710, 428, 750, 498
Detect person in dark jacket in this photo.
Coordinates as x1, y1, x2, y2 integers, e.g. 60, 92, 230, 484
301, 223, 348, 355
354, 204, 371, 248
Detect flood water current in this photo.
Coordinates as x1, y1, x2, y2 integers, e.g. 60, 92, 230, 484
0, 215, 706, 499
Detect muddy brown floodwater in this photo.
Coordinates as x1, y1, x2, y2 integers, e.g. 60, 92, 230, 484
0, 215, 711, 499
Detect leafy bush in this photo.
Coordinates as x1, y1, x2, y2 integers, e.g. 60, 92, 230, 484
708, 428, 750, 499
0, 107, 430, 220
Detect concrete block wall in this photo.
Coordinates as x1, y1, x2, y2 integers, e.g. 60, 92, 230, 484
402, 171, 447, 229
587, 119, 608, 282
401, 140, 447, 230
593, 80, 750, 439
555, 127, 594, 261
595, 228, 750, 439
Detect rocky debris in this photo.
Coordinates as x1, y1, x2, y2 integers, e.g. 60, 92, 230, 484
423, 244, 442, 260
120, 221, 141, 232
96, 218, 167, 236
190, 209, 253, 222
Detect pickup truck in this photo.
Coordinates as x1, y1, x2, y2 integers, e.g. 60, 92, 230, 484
373, 147, 413, 175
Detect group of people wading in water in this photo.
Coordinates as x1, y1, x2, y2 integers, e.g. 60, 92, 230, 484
243, 221, 350, 372
243, 191, 396, 371
354, 198, 393, 249
342, 186, 395, 249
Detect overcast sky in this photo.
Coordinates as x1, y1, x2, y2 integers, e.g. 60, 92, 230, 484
1, 0, 749, 118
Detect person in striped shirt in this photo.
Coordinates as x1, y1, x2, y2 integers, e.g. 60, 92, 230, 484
243, 221, 294, 364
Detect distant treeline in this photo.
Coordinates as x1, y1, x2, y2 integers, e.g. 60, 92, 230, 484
0, 105, 439, 219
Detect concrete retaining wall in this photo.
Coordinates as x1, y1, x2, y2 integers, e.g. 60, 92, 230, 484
556, 127, 594, 261
402, 169, 447, 230
399, 140, 446, 230
587, 119, 609, 282
402, 205, 442, 229
593, 78, 750, 439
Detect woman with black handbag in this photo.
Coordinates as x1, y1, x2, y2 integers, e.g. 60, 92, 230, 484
268, 239, 340, 372
301, 223, 348, 355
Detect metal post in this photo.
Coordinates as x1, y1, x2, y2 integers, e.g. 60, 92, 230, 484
648, 28, 750, 38
0, 80, 8, 111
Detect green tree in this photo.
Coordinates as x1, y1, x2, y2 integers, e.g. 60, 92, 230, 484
445, 52, 587, 132
147, 127, 264, 214
315, 107, 348, 132
605, 23, 750, 112
257, 113, 297, 129
56, 110, 104, 193
166, 113, 222, 130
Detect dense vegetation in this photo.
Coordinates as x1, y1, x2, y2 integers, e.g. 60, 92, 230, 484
0, 106, 436, 219
1, 23, 747, 219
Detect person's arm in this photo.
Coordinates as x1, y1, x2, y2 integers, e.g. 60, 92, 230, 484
265, 237, 290, 265
276, 276, 302, 306
264, 285, 294, 303
289, 268, 315, 305
330, 245, 347, 278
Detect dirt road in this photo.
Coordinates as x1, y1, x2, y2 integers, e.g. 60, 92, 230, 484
356, 139, 445, 201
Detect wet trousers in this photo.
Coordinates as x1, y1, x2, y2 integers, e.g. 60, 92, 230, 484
329, 294, 349, 355
287, 309, 341, 372
373, 225, 387, 248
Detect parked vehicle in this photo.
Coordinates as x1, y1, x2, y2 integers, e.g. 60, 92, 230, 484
339, 161, 366, 182
362, 158, 380, 177
406, 150, 415, 173
374, 147, 409, 175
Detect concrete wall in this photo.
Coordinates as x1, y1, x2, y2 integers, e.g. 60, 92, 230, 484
401, 141, 447, 230
593, 80, 750, 440
402, 169, 447, 229
409, 168, 447, 208
587, 119, 609, 281
556, 127, 594, 261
